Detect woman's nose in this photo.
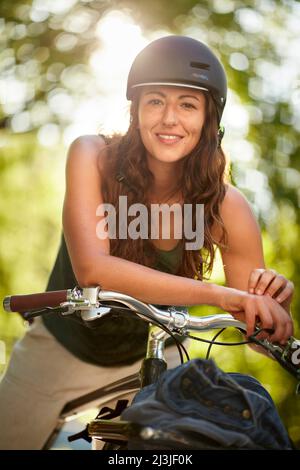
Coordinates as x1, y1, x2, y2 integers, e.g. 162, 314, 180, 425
162, 105, 178, 126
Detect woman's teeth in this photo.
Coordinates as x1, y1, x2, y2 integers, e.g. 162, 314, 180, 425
157, 134, 182, 143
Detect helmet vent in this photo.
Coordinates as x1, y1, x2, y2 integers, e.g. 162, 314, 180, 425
190, 61, 210, 71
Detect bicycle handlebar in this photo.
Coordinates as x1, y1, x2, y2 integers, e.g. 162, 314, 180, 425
3, 286, 300, 385
3, 286, 247, 333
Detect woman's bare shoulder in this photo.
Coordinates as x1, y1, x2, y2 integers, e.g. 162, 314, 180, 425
68, 134, 106, 152
67, 134, 108, 174
211, 183, 254, 243
221, 183, 250, 210
221, 184, 256, 222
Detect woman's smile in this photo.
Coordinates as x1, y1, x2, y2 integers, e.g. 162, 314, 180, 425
155, 133, 184, 145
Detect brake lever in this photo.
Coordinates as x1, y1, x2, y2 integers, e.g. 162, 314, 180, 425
22, 306, 69, 320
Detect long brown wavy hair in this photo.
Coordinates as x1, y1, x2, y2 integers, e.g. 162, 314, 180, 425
100, 90, 230, 280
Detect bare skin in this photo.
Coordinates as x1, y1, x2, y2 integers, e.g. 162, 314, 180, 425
63, 86, 294, 347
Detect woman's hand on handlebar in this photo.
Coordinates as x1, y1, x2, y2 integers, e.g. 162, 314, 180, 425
248, 268, 294, 315
221, 289, 294, 345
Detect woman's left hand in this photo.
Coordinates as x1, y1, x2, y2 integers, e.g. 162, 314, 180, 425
246, 268, 294, 355
248, 268, 294, 314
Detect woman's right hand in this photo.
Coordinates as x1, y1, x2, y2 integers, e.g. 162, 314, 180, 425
221, 288, 294, 345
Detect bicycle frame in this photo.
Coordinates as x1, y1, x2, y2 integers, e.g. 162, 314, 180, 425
43, 324, 180, 450
42, 372, 141, 449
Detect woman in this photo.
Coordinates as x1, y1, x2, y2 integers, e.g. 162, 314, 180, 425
0, 36, 294, 449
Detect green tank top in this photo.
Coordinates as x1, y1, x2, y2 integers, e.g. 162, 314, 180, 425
42, 234, 183, 366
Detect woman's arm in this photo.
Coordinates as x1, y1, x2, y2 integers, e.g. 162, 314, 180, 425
218, 185, 265, 291
218, 185, 294, 343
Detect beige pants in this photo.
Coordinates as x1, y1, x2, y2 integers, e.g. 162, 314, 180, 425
0, 317, 180, 450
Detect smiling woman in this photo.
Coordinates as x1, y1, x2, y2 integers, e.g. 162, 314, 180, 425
0, 35, 294, 450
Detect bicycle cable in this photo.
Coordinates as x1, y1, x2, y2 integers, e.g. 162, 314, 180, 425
23, 302, 190, 364
98, 303, 191, 364
205, 328, 226, 360
187, 327, 276, 359
187, 329, 253, 348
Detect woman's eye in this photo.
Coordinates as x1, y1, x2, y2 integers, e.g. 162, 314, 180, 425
181, 102, 196, 109
148, 99, 163, 105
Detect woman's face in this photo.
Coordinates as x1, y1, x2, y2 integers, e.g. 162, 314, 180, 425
138, 85, 206, 165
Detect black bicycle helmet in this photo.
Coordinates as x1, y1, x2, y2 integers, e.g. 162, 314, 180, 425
126, 35, 227, 125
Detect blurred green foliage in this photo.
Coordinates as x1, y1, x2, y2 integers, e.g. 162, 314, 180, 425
0, 0, 299, 447
0, 133, 65, 366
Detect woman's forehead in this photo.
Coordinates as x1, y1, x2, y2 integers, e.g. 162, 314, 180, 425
140, 84, 205, 98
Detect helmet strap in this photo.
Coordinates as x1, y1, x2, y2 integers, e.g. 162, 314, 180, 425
217, 126, 225, 147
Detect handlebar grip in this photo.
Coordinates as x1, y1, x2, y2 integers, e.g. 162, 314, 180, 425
3, 290, 70, 313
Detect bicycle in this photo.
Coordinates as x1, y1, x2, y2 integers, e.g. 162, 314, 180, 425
3, 286, 300, 450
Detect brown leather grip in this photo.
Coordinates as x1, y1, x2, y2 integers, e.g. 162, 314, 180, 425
4, 290, 69, 312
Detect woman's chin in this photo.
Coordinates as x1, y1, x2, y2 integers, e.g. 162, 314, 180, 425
147, 150, 188, 165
